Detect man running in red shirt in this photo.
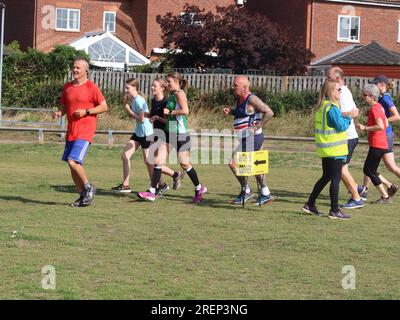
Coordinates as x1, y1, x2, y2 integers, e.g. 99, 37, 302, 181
53, 58, 108, 207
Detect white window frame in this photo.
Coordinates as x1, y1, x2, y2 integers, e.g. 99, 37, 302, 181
55, 8, 80, 32
398, 20, 400, 42
103, 11, 116, 33
337, 15, 360, 43
180, 12, 203, 27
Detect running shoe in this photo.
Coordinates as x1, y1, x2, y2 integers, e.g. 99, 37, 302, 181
302, 203, 322, 216
233, 192, 255, 205
341, 198, 365, 209
357, 185, 368, 201
254, 194, 275, 206
137, 191, 156, 202
70, 194, 84, 207
81, 184, 96, 206
111, 183, 132, 194
328, 209, 351, 220
374, 196, 392, 204
156, 184, 169, 198
387, 184, 399, 198
192, 185, 207, 203
173, 171, 185, 190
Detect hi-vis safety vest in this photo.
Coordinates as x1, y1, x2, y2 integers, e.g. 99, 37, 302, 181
314, 100, 348, 158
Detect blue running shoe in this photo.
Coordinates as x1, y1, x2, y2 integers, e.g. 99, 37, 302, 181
329, 209, 351, 220
357, 185, 368, 201
254, 194, 275, 206
341, 198, 365, 209
233, 192, 255, 205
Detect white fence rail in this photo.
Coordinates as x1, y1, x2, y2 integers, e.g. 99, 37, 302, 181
46, 72, 400, 95
1, 127, 381, 148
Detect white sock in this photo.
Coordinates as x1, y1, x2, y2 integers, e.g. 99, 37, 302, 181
195, 184, 202, 191
261, 186, 270, 196
245, 184, 250, 194
149, 187, 156, 194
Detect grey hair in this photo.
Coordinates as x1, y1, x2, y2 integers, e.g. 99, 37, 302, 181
363, 84, 380, 101
74, 58, 89, 72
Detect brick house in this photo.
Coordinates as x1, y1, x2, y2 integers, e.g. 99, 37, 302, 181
2, 0, 236, 57
246, 0, 400, 65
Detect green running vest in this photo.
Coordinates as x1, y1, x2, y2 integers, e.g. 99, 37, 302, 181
165, 94, 188, 134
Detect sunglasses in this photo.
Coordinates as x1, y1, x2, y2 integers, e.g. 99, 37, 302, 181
363, 93, 370, 97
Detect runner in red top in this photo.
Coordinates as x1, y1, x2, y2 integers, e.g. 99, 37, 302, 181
53, 58, 107, 207
357, 84, 393, 204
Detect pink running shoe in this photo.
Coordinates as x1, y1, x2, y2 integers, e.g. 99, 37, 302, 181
192, 185, 207, 203
137, 191, 156, 202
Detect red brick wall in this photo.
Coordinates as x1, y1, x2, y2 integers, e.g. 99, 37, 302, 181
339, 64, 400, 78
146, 0, 236, 56
34, 0, 146, 53
312, 1, 400, 60
2, 0, 35, 50
245, 0, 308, 46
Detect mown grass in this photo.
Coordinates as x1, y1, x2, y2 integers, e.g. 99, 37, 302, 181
0, 143, 399, 300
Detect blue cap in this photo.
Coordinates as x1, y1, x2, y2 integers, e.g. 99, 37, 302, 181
369, 75, 389, 84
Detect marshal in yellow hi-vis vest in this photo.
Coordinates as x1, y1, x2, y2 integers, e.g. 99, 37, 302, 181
314, 100, 348, 158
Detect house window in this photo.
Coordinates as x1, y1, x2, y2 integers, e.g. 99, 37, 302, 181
56, 8, 80, 32
338, 15, 360, 42
180, 12, 203, 26
104, 11, 116, 32
89, 37, 126, 63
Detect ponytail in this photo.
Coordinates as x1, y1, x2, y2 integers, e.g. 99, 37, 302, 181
167, 72, 189, 91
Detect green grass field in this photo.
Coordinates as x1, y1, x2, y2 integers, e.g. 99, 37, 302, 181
0, 142, 399, 300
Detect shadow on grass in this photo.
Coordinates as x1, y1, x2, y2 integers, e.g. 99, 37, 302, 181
0, 195, 62, 205
163, 193, 259, 211
51, 185, 131, 199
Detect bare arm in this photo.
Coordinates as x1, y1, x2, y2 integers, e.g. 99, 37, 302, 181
248, 95, 274, 129
172, 91, 189, 116
52, 104, 67, 119
74, 100, 108, 118
388, 106, 400, 123
124, 103, 140, 121
357, 118, 385, 132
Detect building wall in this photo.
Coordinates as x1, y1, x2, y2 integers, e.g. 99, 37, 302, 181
34, 0, 146, 53
146, 0, 235, 55
245, 0, 308, 47
311, 1, 400, 60
3, 0, 36, 50
338, 64, 400, 78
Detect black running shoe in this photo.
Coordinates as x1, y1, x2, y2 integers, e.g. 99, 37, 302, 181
82, 184, 96, 206
70, 195, 84, 207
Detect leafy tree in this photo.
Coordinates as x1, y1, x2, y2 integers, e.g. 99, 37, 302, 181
156, 4, 218, 69
157, 4, 314, 75
2, 43, 90, 108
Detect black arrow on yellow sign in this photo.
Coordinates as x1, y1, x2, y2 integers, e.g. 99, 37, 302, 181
254, 160, 266, 166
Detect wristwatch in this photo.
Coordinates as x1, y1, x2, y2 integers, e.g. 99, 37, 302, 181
86, 109, 90, 115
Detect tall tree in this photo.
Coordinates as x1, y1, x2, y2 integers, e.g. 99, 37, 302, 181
156, 4, 217, 69
157, 4, 314, 75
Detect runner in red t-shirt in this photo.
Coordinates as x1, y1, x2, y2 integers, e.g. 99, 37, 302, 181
53, 58, 107, 207
357, 84, 393, 204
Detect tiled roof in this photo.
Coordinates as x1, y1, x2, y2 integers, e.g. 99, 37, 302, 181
312, 41, 400, 66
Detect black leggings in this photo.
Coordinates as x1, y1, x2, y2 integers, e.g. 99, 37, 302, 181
363, 147, 387, 186
307, 158, 343, 212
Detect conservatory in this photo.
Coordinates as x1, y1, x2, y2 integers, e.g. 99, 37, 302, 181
70, 31, 150, 70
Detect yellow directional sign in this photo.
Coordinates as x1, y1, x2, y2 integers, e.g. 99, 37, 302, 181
236, 150, 269, 176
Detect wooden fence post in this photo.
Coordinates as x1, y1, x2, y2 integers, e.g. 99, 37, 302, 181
281, 76, 289, 92
38, 128, 44, 144
108, 130, 113, 149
